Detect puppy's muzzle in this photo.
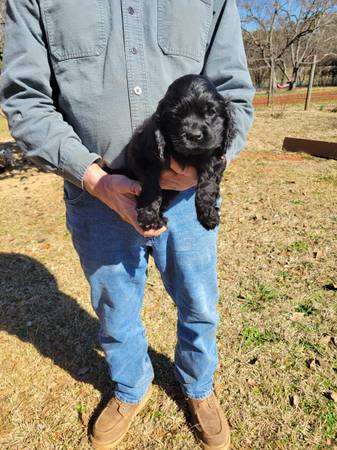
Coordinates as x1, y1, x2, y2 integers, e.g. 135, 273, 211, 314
185, 129, 203, 143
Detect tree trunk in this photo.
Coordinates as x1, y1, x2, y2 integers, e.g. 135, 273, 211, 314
289, 66, 300, 90
267, 62, 275, 107
305, 55, 317, 111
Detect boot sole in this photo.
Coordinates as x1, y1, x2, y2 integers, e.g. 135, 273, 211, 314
202, 435, 230, 450
90, 386, 153, 450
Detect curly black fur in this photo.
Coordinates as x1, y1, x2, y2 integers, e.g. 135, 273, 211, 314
106, 74, 237, 230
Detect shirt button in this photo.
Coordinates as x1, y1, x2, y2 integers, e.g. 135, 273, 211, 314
130, 47, 138, 54
133, 86, 142, 96
13, 112, 23, 122
128, 6, 135, 15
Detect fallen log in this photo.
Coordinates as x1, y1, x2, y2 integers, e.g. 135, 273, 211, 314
283, 137, 337, 160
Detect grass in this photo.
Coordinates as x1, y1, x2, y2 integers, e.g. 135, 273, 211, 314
241, 326, 280, 346
238, 283, 280, 311
1, 96, 337, 449
325, 403, 337, 440
295, 302, 315, 316
287, 240, 310, 253
0, 113, 11, 141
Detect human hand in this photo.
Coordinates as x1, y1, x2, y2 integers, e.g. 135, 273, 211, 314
83, 163, 167, 237
159, 158, 198, 191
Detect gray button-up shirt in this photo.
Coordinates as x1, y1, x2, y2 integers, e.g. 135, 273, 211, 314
0, 0, 255, 189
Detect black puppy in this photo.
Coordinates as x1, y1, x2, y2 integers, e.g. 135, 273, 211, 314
107, 74, 236, 230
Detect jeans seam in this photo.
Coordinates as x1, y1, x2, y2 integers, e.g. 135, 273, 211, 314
114, 384, 152, 405
184, 387, 214, 400
159, 280, 216, 400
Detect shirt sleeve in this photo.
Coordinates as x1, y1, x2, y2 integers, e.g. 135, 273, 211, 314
202, 0, 255, 166
0, 0, 101, 189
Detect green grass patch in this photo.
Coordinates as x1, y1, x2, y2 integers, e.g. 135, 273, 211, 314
287, 241, 310, 253
75, 402, 87, 415
242, 326, 280, 346
325, 402, 337, 440
238, 283, 280, 311
277, 270, 291, 281
151, 410, 165, 421
295, 302, 315, 316
316, 174, 337, 187
299, 339, 322, 354
291, 199, 305, 205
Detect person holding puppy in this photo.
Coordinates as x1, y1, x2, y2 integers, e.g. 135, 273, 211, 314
1, 1, 254, 448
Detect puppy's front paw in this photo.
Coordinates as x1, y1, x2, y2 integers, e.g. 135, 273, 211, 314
197, 206, 220, 230
137, 207, 168, 231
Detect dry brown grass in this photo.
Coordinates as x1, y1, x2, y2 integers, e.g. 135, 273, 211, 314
1, 103, 337, 449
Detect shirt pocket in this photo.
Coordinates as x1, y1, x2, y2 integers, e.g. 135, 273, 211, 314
157, 0, 213, 62
41, 0, 108, 62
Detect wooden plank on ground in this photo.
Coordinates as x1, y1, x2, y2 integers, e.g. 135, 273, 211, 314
283, 137, 337, 160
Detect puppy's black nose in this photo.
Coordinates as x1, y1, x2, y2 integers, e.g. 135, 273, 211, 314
186, 130, 203, 143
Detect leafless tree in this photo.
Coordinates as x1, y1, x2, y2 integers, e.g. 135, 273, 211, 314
241, 0, 337, 96
240, 1, 283, 104
277, 0, 337, 88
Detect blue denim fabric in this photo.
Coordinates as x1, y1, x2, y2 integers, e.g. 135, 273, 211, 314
65, 182, 220, 403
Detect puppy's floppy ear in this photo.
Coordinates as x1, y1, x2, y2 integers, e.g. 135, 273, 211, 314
219, 96, 237, 154
153, 112, 166, 162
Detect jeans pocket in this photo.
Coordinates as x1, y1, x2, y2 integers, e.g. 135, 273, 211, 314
63, 181, 87, 205
157, 0, 213, 62
41, 0, 108, 61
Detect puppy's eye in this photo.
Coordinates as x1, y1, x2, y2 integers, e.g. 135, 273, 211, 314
206, 106, 216, 117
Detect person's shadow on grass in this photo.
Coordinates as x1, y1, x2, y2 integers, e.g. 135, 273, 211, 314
0, 252, 189, 437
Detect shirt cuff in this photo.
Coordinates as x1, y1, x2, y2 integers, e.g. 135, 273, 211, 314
59, 140, 102, 189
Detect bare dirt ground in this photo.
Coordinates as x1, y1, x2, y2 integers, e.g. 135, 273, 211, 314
254, 87, 337, 106
1, 101, 337, 449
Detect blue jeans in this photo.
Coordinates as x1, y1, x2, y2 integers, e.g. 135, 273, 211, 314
64, 181, 220, 404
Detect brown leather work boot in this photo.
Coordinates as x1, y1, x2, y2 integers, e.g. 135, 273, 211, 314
187, 392, 230, 450
90, 386, 152, 449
